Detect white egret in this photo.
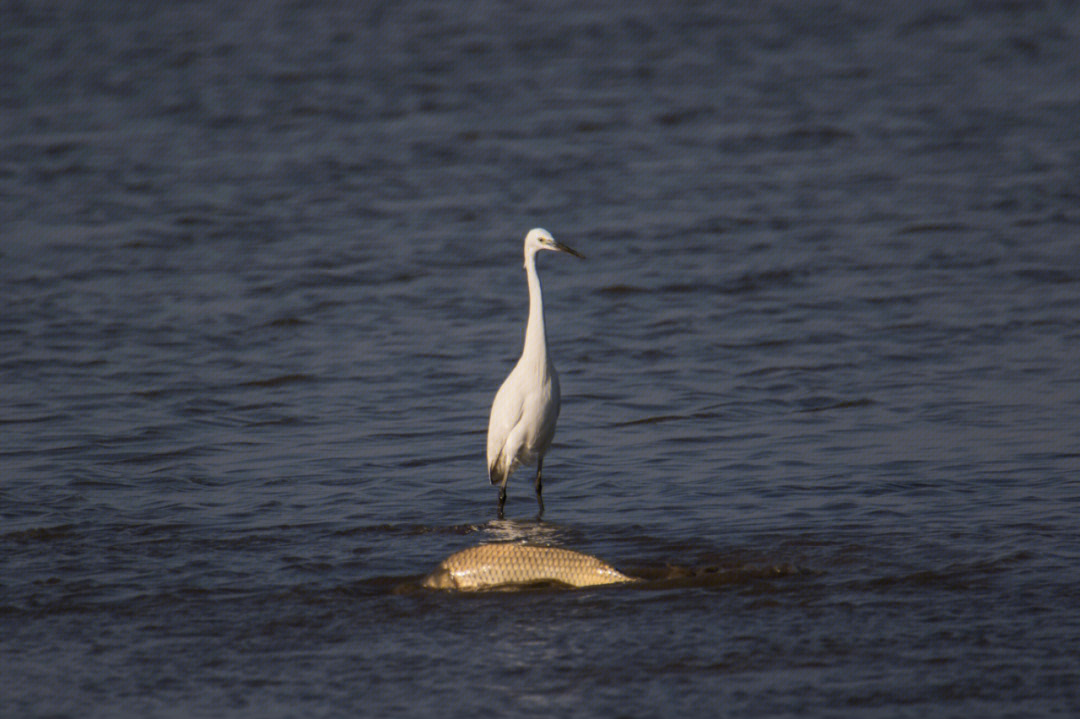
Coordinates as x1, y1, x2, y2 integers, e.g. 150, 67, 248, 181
487, 228, 584, 518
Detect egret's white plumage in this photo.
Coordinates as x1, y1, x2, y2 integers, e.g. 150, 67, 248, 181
487, 228, 583, 518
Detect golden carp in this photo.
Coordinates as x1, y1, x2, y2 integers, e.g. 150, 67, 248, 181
422, 543, 637, 590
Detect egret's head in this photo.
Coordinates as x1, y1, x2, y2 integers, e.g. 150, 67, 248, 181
524, 227, 584, 259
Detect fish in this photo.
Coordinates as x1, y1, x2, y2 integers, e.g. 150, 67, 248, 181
421, 543, 637, 590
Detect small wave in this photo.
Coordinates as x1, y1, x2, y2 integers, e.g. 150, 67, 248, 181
2, 524, 78, 543
265, 316, 310, 328
1014, 268, 1075, 284
612, 414, 685, 428
598, 284, 650, 295
798, 397, 876, 413
896, 221, 969, 235
242, 373, 318, 388
332, 523, 478, 538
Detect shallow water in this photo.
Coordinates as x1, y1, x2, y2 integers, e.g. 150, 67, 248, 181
3, 1, 1080, 717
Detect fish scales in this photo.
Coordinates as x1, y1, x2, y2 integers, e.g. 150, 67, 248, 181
422, 543, 636, 590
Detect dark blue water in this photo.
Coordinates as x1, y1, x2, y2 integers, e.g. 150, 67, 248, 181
3, 1, 1080, 716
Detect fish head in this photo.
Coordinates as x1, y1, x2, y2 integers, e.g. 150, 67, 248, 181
421, 565, 457, 590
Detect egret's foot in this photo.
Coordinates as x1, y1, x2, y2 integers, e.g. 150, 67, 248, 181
497, 486, 507, 520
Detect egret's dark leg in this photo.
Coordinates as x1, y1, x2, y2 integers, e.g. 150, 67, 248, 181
534, 459, 545, 518
497, 485, 507, 519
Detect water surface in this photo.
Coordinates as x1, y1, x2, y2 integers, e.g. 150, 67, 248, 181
3, 1, 1079, 717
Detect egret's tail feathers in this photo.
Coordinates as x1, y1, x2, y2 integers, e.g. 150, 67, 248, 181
488, 462, 506, 486
488, 451, 509, 486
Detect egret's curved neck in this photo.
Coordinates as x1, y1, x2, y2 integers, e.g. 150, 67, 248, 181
522, 248, 548, 363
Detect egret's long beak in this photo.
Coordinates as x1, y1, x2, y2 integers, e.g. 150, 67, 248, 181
553, 240, 585, 259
